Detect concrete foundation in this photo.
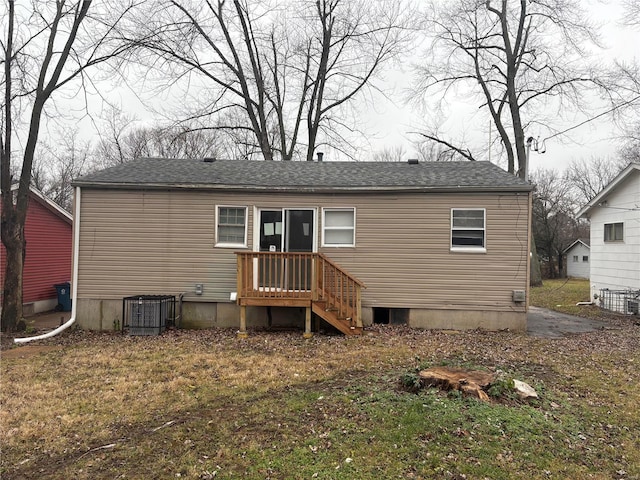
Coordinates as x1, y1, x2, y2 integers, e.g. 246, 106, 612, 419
75, 299, 526, 333
360, 307, 373, 326
77, 299, 122, 331
23, 298, 58, 316
180, 302, 217, 329
76, 299, 313, 332
408, 308, 527, 332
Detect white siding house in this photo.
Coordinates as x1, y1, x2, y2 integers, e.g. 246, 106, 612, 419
563, 239, 590, 279
577, 163, 640, 314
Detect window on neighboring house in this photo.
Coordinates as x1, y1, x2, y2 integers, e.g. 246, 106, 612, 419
322, 208, 355, 247
582, 255, 589, 262
604, 222, 623, 242
451, 209, 486, 251
573, 255, 579, 262
216, 206, 247, 247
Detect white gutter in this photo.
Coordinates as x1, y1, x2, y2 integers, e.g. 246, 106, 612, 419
15, 187, 81, 344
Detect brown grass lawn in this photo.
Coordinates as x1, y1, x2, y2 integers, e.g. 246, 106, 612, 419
1, 282, 639, 479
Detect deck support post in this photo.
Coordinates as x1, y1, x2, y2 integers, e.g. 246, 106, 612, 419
238, 304, 248, 339
303, 306, 313, 338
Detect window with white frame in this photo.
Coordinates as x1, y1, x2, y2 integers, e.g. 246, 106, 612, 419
604, 222, 623, 242
216, 206, 247, 246
451, 208, 485, 250
323, 208, 355, 247
573, 255, 579, 262
582, 255, 589, 262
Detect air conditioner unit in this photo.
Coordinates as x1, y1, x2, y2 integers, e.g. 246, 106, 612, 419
627, 300, 639, 315
123, 295, 174, 335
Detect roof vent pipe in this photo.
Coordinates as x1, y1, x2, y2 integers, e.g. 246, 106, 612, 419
408, 158, 419, 164
203, 157, 216, 163
317, 152, 324, 162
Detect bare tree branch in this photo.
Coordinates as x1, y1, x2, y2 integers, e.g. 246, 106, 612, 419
414, 0, 608, 177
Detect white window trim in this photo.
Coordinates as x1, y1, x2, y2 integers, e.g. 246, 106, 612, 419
322, 207, 356, 247
450, 208, 486, 253
215, 205, 248, 248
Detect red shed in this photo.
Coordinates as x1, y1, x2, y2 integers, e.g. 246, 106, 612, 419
1, 187, 73, 315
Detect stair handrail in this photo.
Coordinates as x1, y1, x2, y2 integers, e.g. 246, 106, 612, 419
314, 253, 365, 327
315, 253, 366, 288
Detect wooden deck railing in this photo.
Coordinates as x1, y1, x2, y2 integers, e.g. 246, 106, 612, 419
236, 252, 315, 300
235, 252, 364, 325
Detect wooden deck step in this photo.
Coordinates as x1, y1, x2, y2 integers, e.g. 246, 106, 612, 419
312, 301, 362, 336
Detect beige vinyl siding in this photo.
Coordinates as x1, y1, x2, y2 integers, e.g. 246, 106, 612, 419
77, 189, 529, 313
77, 190, 251, 302
322, 192, 529, 312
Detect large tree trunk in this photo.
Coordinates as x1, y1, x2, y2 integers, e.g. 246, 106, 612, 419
530, 234, 543, 287
1, 213, 26, 332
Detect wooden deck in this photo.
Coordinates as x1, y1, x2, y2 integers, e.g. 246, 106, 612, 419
236, 252, 365, 336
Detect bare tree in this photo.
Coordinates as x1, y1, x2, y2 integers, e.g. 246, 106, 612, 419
531, 168, 588, 278
372, 145, 406, 162
416, 0, 605, 177
33, 129, 93, 211
95, 108, 225, 168
411, 137, 468, 162
613, 62, 640, 164
1, 1, 136, 332
622, 0, 640, 27
94, 108, 146, 167
566, 156, 628, 207
619, 128, 640, 164
608, 2, 640, 164
130, 0, 408, 162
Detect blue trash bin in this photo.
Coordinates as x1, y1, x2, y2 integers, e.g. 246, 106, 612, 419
54, 282, 72, 312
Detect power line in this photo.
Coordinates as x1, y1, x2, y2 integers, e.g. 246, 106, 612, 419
540, 94, 640, 147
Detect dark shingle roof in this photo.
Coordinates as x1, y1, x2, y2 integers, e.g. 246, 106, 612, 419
562, 238, 590, 254
73, 158, 532, 193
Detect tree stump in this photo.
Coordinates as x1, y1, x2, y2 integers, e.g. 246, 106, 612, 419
418, 367, 496, 401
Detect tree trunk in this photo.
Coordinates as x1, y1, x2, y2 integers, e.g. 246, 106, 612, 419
530, 234, 542, 287
1, 215, 25, 332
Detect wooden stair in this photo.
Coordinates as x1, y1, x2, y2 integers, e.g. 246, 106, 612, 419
235, 252, 365, 336
312, 301, 363, 336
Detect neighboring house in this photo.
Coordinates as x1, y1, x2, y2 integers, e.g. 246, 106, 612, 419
71, 158, 533, 335
0, 186, 73, 315
563, 239, 590, 279
577, 163, 640, 314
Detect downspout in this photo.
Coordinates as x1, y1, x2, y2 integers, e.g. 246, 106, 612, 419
15, 187, 81, 344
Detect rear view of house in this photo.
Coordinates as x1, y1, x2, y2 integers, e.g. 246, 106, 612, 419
0, 187, 73, 315
578, 163, 640, 314
71, 158, 533, 335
